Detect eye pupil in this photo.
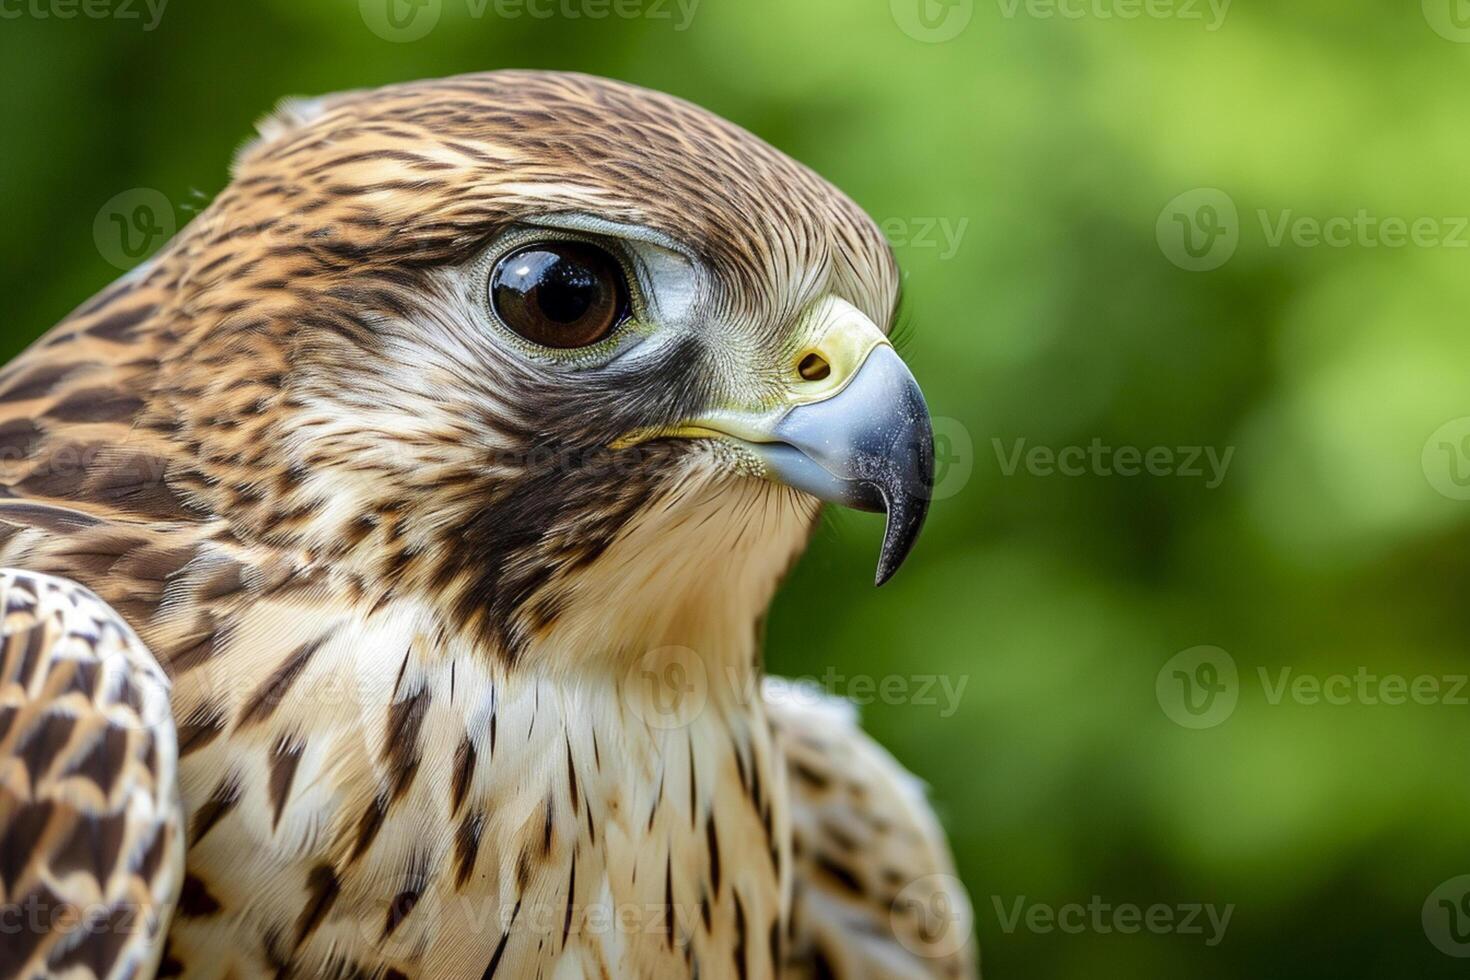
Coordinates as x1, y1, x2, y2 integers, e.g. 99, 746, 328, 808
491, 242, 629, 349
536, 263, 598, 324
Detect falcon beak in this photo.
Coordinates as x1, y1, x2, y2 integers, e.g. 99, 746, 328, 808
748, 340, 934, 585
616, 298, 935, 585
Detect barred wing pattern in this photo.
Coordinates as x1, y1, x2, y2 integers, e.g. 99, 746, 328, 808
768, 681, 977, 979
0, 569, 184, 980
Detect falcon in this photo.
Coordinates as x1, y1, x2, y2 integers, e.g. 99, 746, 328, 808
0, 71, 975, 979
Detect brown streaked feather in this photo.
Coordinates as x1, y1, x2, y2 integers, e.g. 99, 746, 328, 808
0, 568, 184, 980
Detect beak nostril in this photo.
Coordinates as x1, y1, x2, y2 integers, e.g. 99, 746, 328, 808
797, 352, 831, 382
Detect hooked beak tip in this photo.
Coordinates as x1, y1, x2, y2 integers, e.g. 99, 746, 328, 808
875, 492, 930, 587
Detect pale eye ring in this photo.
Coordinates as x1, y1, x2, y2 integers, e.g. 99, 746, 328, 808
489, 241, 631, 349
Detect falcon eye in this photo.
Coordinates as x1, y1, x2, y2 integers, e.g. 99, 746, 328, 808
490, 242, 631, 349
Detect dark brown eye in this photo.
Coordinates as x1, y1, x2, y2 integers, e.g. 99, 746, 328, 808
490, 242, 630, 349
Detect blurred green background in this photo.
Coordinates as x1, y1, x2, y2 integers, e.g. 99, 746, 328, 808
4, 0, 1470, 975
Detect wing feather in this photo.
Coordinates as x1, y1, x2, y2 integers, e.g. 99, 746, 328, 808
0, 568, 184, 980
767, 678, 978, 979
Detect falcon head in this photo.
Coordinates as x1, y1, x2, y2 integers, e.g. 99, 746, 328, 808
152, 72, 932, 657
